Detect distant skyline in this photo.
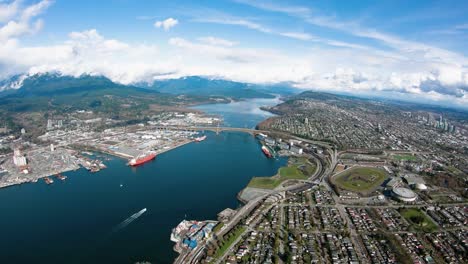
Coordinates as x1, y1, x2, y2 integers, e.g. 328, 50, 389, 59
0, 0, 467, 108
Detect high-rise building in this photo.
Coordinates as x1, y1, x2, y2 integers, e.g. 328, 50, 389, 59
47, 119, 53, 130
450, 125, 456, 133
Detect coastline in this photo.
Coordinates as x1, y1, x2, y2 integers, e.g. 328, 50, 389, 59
0, 138, 195, 190
0, 147, 81, 189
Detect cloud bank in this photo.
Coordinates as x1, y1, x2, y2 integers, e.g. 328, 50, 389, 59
0, 1, 467, 109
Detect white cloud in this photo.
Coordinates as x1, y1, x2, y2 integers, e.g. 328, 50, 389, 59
238, 1, 468, 64
194, 13, 385, 51
0, 1, 467, 109
198, 36, 238, 47
279, 32, 314, 41
233, 0, 310, 17
197, 17, 272, 33
1, 29, 467, 108
154, 17, 178, 31
0, 28, 177, 84
20, 0, 52, 21
454, 23, 468, 30
0, 0, 19, 23
0, 0, 50, 41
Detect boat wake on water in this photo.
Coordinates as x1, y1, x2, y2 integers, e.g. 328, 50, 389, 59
112, 208, 147, 233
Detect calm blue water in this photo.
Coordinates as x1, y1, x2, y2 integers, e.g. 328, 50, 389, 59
0, 131, 286, 264
192, 97, 281, 128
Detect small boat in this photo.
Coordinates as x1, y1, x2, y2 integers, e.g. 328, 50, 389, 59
56, 174, 67, 180
44, 177, 54, 184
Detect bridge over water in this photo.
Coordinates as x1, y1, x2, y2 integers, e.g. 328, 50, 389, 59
153, 125, 334, 149
153, 125, 268, 135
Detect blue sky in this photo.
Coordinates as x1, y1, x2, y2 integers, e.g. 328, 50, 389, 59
0, 0, 467, 108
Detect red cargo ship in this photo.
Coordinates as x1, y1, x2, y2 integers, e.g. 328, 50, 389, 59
129, 152, 157, 166
261, 146, 272, 158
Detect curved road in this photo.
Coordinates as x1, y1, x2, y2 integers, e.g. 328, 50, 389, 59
174, 129, 337, 264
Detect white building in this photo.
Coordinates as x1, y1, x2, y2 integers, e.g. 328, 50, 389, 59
13, 155, 27, 166
392, 187, 417, 202
13, 148, 27, 166
290, 146, 303, 154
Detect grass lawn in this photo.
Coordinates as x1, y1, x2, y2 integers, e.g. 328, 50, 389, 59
247, 156, 314, 189
247, 177, 282, 189
400, 208, 438, 232
212, 222, 224, 234
279, 166, 302, 177
393, 154, 418, 161
333, 167, 387, 193
212, 226, 246, 260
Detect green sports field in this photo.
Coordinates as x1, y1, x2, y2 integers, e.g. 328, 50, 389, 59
392, 154, 418, 161
400, 208, 438, 232
333, 167, 387, 194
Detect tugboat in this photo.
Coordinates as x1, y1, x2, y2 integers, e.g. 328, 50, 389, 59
90, 166, 100, 173
44, 177, 54, 185
56, 174, 67, 180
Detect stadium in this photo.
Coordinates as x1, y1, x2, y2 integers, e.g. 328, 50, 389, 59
391, 187, 417, 202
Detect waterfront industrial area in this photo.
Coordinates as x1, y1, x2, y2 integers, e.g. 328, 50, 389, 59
0, 111, 220, 188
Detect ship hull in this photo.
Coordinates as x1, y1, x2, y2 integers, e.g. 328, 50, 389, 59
194, 135, 207, 142
129, 153, 157, 166
261, 146, 272, 158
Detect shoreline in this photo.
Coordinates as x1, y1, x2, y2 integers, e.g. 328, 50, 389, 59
0, 138, 195, 190
0, 164, 80, 189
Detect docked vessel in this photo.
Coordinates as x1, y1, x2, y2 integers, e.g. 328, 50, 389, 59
129, 152, 157, 166
44, 177, 54, 184
194, 135, 207, 142
171, 220, 192, 243
56, 174, 67, 180
171, 219, 217, 252
261, 145, 272, 158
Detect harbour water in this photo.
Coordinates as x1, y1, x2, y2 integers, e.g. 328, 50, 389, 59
0, 99, 286, 264
192, 97, 281, 128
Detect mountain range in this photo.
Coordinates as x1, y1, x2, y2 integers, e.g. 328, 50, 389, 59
0, 73, 297, 99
